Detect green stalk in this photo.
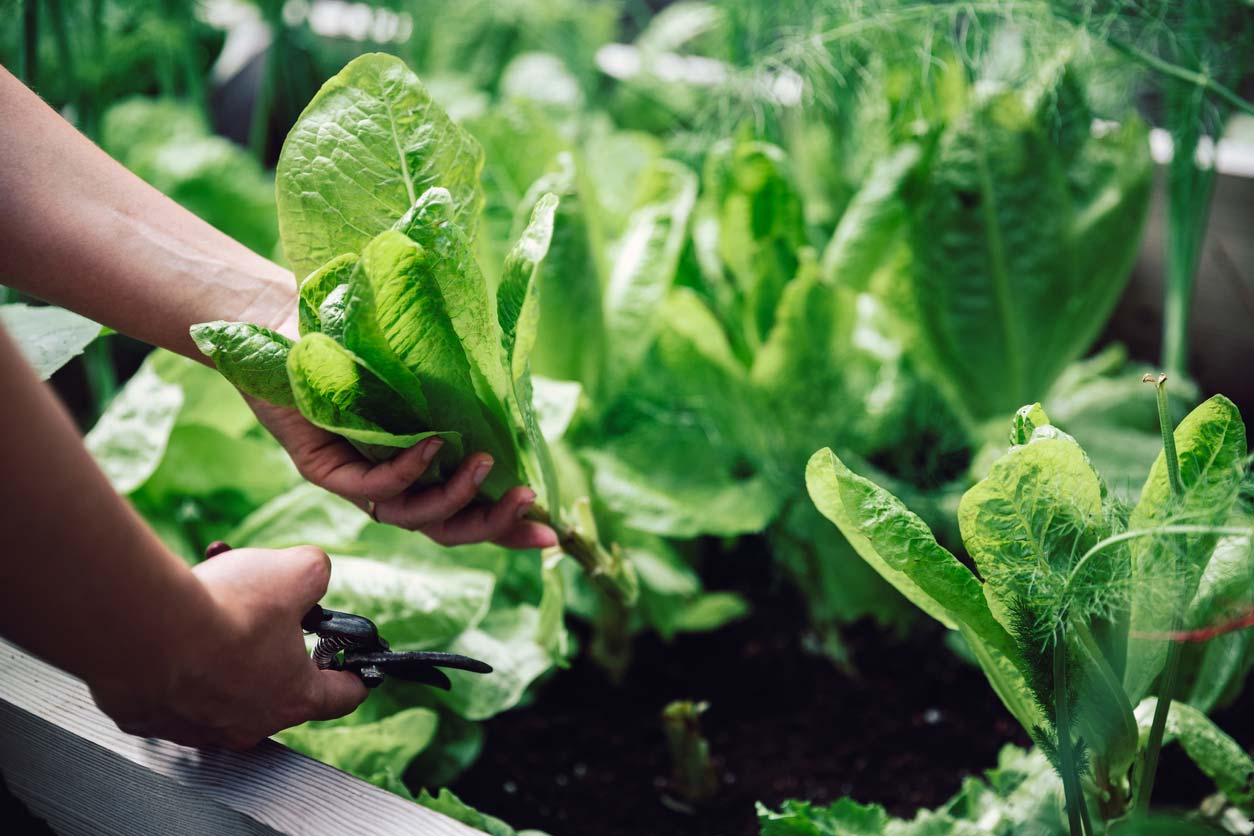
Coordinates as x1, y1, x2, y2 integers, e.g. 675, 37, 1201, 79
528, 503, 638, 606
249, 1, 286, 163
82, 340, 117, 419
1054, 626, 1087, 836
1134, 374, 1185, 813
1146, 374, 1184, 503
1160, 94, 1217, 379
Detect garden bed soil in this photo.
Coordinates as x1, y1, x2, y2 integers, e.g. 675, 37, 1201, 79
449, 539, 1252, 836
450, 540, 1023, 836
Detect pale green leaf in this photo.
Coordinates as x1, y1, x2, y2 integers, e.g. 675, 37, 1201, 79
85, 358, 184, 494
276, 53, 484, 279
0, 304, 102, 380
437, 606, 553, 720
1125, 395, 1247, 702
322, 555, 495, 650
603, 159, 697, 394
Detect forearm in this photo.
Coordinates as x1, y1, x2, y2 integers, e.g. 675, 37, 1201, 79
0, 66, 294, 359
0, 327, 216, 690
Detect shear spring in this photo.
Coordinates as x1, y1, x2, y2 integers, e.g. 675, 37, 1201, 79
312, 634, 355, 669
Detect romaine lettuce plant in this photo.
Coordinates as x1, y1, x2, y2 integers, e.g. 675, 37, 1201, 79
806, 382, 1253, 831
189, 54, 635, 604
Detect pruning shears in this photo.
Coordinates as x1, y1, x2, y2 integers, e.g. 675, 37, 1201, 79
204, 542, 492, 690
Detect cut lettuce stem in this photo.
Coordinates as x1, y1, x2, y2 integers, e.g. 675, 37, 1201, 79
527, 505, 637, 605
1134, 373, 1186, 814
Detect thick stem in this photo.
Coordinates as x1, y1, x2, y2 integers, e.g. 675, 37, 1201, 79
1054, 627, 1086, 836
528, 504, 637, 605
1160, 89, 1218, 379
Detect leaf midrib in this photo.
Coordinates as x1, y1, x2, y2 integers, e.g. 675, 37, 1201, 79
973, 118, 1023, 404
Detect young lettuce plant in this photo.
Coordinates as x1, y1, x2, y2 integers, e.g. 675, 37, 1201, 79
190, 53, 635, 604
806, 383, 1252, 831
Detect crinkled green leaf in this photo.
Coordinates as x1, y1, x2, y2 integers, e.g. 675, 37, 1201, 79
276, 53, 484, 279
353, 228, 513, 491
589, 289, 776, 538
820, 144, 920, 291
903, 81, 1150, 420
85, 357, 184, 494
298, 253, 358, 336
757, 797, 889, 836
751, 262, 860, 470
321, 556, 495, 650
393, 188, 512, 414
1125, 395, 1247, 702
286, 332, 448, 451
958, 435, 1105, 634
417, 788, 517, 836
277, 706, 439, 798
497, 193, 562, 515
436, 606, 553, 720
190, 321, 295, 407
602, 159, 697, 394
518, 155, 605, 390
695, 140, 806, 348
0, 304, 102, 380
1135, 697, 1254, 814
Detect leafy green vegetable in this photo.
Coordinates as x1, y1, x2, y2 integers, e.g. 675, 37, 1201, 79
275, 53, 485, 279
0, 303, 103, 380
277, 704, 440, 798
807, 392, 1251, 827
196, 52, 634, 603
189, 321, 295, 408
899, 64, 1151, 422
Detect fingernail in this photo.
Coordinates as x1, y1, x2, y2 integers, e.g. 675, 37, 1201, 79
420, 437, 444, 462
473, 458, 494, 486
516, 490, 536, 518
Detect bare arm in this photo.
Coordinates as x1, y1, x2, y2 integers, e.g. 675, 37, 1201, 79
0, 66, 292, 358
0, 327, 366, 747
0, 66, 555, 549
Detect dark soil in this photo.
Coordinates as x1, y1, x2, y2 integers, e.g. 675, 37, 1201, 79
450, 541, 1031, 836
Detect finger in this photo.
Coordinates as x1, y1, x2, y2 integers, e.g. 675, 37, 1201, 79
493, 521, 560, 550
373, 453, 494, 530
352, 437, 445, 503
306, 670, 369, 722
422, 486, 538, 547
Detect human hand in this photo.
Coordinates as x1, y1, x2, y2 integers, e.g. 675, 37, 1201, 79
90, 546, 367, 750
246, 395, 558, 550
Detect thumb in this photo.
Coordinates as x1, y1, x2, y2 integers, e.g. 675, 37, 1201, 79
259, 545, 334, 616
305, 669, 369, 721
